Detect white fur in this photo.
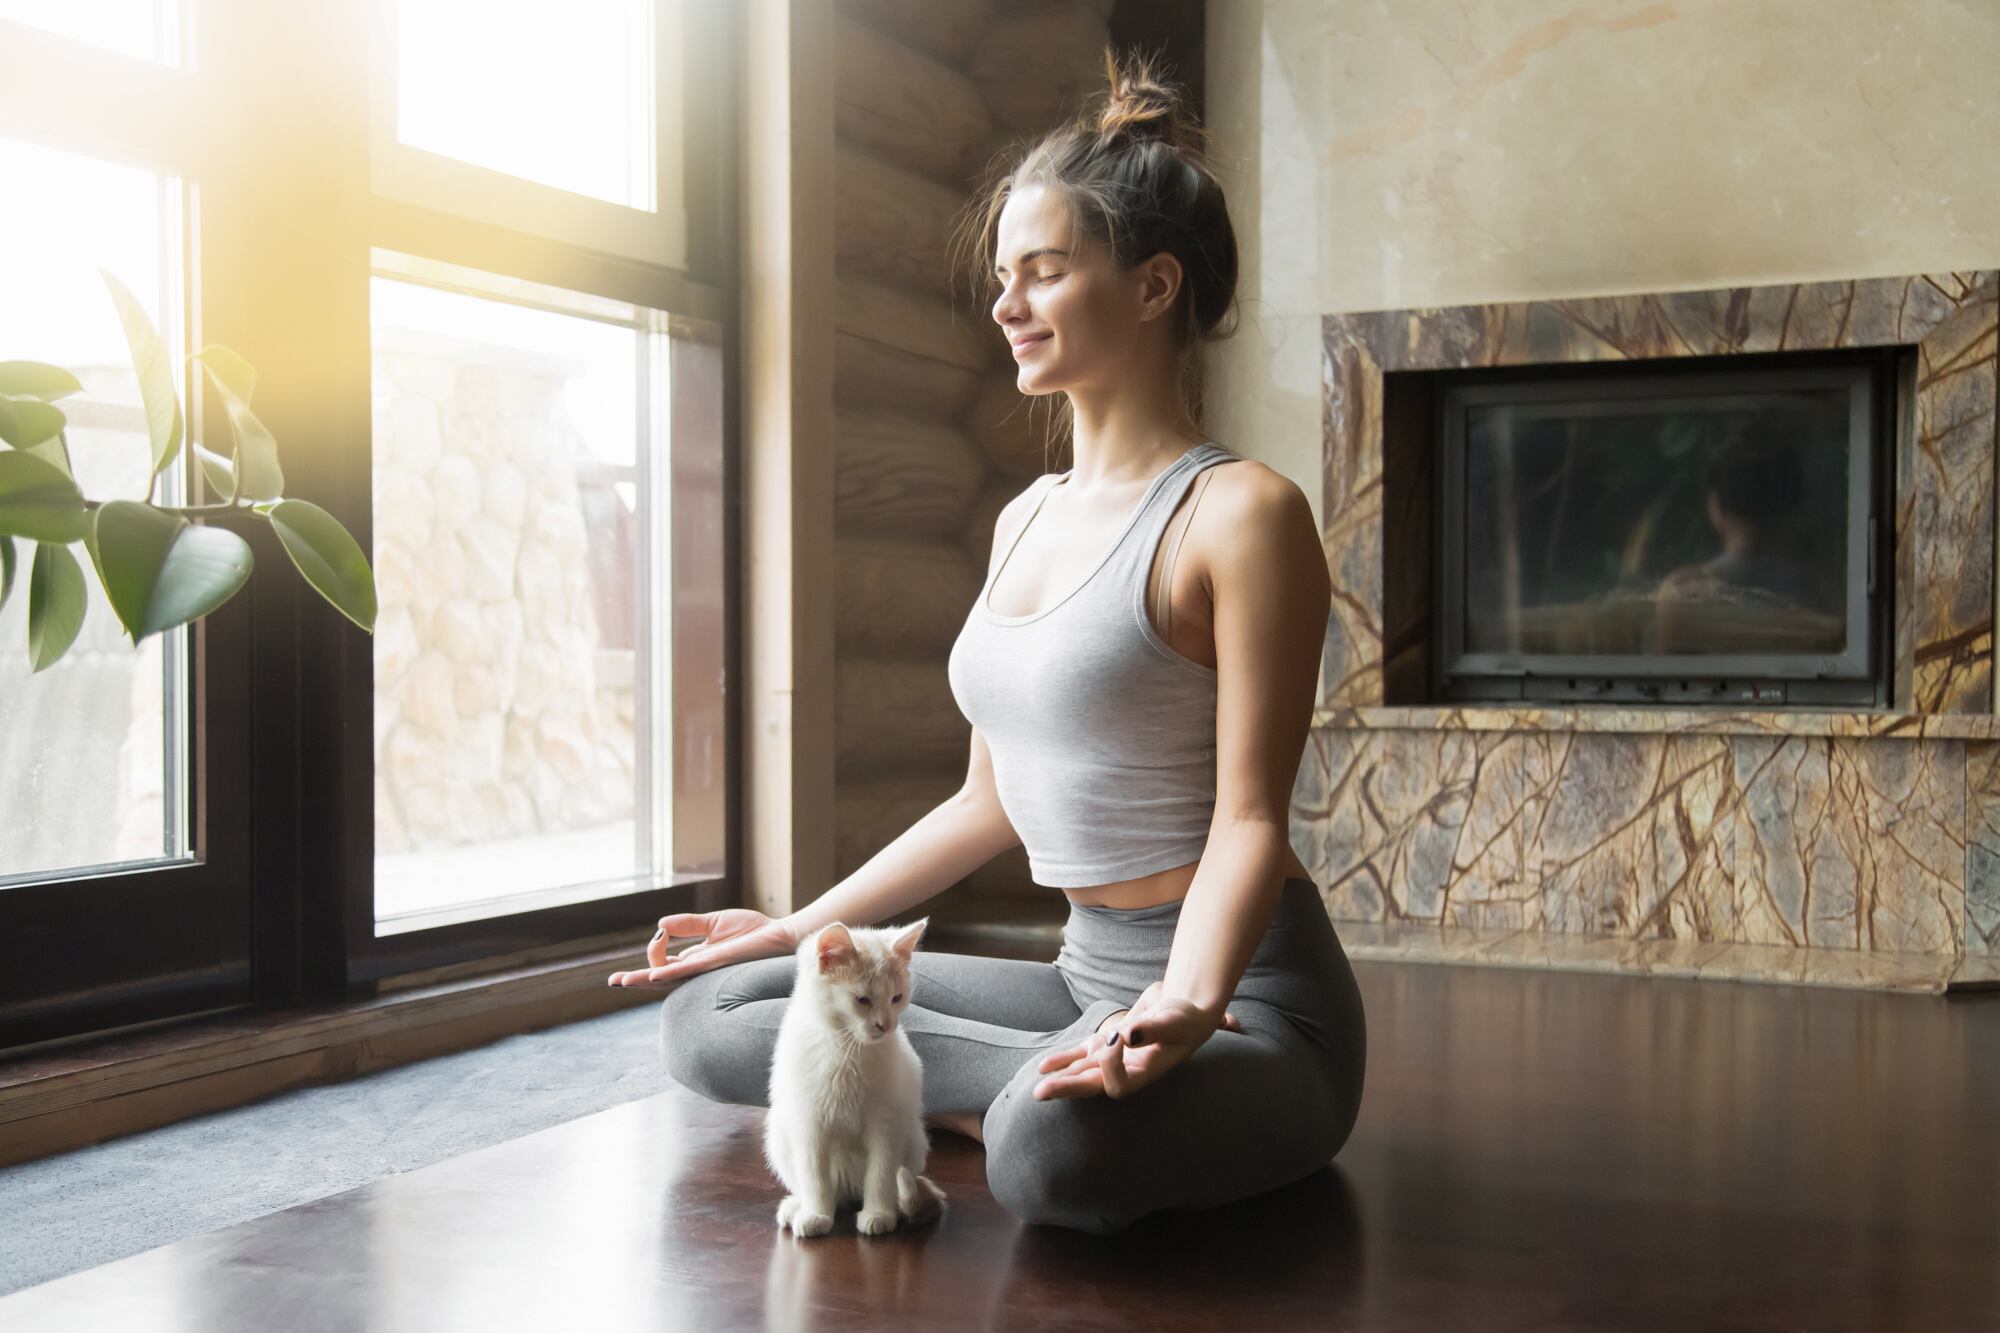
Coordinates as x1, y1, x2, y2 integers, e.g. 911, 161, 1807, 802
764, 917, 947, 1237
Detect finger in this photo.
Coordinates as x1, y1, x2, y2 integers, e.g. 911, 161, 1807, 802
1123, 1014, 1189, 1048
648, 929, 713, 970
1222, 1009, 1242, 1033
1033, 1067, 1105, 1100
657, 913, 711, 941
1098, 1033, 1132, 1098
608, 959, 696, 989
1036, 1042, 1091, 1075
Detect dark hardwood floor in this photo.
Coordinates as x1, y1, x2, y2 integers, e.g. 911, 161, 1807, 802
3, 959, 1995, 1331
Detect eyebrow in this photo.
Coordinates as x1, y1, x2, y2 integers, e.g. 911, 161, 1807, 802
995, 247, 1069, 276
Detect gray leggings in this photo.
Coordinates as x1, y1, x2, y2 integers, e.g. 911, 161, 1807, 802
657, 876, 1367, 1235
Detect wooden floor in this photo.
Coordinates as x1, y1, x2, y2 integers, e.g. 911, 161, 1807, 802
4, 960, 1996, 1331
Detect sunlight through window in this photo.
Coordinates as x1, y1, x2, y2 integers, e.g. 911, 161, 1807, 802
0, 0, 182, 65
392, 0, 655, 209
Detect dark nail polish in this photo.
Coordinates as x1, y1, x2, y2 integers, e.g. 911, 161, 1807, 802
1107, 1030, 1120, 1046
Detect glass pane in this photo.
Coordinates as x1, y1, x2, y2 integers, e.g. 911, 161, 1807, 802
0, 0, 182, 65
0, 136, 189, 883
1463, 389, 1852, 658
392, 0, 654, 209
371, 263, 654, 929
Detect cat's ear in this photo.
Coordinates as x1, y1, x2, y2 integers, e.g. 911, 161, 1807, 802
815, 923, 856, 974
890, 917, 928, 963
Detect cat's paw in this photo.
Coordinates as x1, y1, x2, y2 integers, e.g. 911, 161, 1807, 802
856, 1207, 899, 1236
775, 1195, 799, 1230
791, 1210, 834, 1238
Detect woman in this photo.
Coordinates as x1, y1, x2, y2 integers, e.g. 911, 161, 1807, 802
609, 49, 1366, 1236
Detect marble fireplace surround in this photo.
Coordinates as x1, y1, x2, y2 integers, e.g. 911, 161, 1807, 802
1297, 273, 2000, 992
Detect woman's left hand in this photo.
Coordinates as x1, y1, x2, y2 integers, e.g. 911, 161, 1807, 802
1031, 982, 1240, 1101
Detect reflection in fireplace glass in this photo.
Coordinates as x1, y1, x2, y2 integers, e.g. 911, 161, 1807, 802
1463, 390, 1851, 659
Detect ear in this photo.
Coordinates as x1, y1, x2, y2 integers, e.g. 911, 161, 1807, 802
890, 917, 928, 963
815, 923, 856, 974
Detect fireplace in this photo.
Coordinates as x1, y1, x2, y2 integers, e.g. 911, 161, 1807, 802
1309, 274, 2000, 993
1432, 349, 1900, 707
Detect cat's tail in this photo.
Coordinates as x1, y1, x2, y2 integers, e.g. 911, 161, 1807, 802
895, 1167, 946, 1226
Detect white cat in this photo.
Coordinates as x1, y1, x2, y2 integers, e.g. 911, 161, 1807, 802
763, 918, 947, 1238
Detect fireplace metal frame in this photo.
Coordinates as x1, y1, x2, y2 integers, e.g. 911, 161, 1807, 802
1434, 355, 1892, 706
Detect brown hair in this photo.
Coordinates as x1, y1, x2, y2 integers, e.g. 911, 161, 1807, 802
952, 46, 1240, 462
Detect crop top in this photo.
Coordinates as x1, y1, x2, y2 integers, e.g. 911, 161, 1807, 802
945, 442, 1238, 887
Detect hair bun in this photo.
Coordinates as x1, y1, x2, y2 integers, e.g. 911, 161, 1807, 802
1094, 47, 1197, 152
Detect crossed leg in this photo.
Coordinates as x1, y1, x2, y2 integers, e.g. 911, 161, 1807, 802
657, 951, 1131, 1116
980, 997, 1360, 1235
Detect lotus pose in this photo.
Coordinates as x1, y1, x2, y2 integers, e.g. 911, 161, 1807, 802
610, 48, 1366, 1236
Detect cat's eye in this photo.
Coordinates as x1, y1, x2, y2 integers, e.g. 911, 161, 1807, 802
892, 994, 903, 1004
855, 995, 872, 1007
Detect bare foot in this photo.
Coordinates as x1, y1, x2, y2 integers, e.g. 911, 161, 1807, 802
925, 1111, 985, 1144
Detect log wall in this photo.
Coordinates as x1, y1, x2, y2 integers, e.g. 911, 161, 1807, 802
829, 0, 1123, 929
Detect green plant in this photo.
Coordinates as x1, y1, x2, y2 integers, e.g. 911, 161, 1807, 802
0, 270, 375, 672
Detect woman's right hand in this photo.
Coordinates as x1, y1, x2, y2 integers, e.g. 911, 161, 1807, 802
606, 909, 802, 990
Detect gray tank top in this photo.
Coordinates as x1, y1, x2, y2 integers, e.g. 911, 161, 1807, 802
947, 442, 1239, 888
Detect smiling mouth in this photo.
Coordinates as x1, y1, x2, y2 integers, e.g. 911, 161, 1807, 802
1012, 334, 1051, 355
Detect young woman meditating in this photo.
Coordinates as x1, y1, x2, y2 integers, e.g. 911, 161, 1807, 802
608, 49, 1366, 1236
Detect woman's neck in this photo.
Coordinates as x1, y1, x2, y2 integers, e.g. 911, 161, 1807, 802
1063, 418, 1207, 489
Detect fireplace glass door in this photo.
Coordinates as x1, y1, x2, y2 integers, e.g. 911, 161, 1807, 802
1437, 355, 1891, 706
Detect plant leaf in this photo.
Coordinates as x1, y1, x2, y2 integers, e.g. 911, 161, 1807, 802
100, 268, 185, 477
0, 362, 84, 401
195, 443, 237, 502
28, 541, 86, 672
94, 500, 255, 639
0, 450, 90, 542
92, 500, 181, 639
0, 535, 14, 613
266, 498, 375, 632
24, 430, 74, 479
0, 395, 67, 449
192, 345, 256, 403
197, 360, 284, 501
144, 524, 254, 637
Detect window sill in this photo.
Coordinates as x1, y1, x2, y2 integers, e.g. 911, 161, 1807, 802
0, 930, 659, 1170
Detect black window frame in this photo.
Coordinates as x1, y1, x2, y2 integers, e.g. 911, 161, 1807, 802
0, 0, 742, 1053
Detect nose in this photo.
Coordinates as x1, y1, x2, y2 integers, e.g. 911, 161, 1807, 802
871, 1019, 887, 1036
993, 278, 1028, 326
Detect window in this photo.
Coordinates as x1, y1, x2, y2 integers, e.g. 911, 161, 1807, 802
369, 253, 672, 933
367, 0, 690, 271
0, 0, 735, 1049
0, 0, 186, 66
391, 0, 655, 209
0, 137, 191, 885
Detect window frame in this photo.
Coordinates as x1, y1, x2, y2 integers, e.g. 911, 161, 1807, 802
0, 0, 741, 1050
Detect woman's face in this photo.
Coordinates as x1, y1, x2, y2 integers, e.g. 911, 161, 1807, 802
989, 183, 1174, 396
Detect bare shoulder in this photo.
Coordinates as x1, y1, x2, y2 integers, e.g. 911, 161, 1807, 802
1191, 459, 1321, 573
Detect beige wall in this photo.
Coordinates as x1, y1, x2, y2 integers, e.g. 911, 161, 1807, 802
1204, 0, 2000, 524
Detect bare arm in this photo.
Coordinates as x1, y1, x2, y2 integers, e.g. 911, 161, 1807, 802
784, 728, 1022, 939
611, 488, 1037, 989
1159, 466, 1328, 1018
611, 726, 1020, 988
787, 485, 1039, 937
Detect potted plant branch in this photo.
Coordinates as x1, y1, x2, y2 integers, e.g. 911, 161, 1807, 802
0, 270, 375, 671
